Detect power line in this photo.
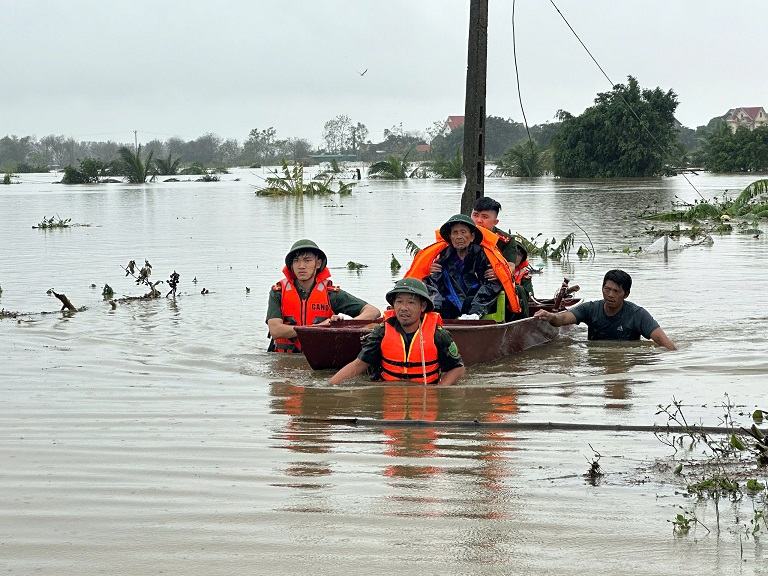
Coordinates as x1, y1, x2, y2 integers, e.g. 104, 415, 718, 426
547, 0, 706, 200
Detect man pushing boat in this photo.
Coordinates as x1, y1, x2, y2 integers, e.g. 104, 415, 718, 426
329, 278, 465, 385
534, 269, 676, 351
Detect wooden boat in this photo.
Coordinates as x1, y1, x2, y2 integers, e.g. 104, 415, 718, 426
295, 297, 580, 370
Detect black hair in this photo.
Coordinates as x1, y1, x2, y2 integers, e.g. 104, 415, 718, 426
472, 196, 501, 214
603, 269, 632, 294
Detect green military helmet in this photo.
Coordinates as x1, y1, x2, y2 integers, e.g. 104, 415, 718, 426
284, 239, 327, 271
439, 213, 482, 245
385, 277, 434, 312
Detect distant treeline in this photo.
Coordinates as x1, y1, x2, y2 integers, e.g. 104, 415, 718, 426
2, 78, 765, 176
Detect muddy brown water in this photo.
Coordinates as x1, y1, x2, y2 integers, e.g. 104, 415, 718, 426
1, 169, 766, 575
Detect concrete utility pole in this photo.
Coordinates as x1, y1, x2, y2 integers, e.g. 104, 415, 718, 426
133, 130, 138, 152
460, 0, 488, 215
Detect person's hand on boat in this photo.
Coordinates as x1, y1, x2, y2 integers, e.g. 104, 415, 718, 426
458, 313, 480, 320
318, 313, 353, 326
429, 261, 442, 275
483, 267, 498, 281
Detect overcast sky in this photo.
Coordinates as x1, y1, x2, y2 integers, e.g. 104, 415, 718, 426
2, 0, 765, 145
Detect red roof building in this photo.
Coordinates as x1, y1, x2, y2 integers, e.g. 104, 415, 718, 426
446, 115, 465, 131
724, 107, 768, 132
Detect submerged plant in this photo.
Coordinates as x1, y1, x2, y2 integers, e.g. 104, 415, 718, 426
33, 215, 72, 229
497, 141, 546, 177
117, 145, 155, 184
368, 147, 418, 179
428, 149, 463, 178
256, 162, 354, 197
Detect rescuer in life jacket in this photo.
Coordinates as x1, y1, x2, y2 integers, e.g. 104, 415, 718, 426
329, 278, 465, 385
513, 242, 535, 301
266, 239, 380, 353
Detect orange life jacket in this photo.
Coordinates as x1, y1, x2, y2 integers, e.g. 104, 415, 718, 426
513, 259, 531, 285
404, 227, 522, 313
271, 266, 336, 353
380, 309, 442, 384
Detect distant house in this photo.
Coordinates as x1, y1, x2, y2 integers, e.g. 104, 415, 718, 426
724, 107, 768, 132
446, 115, 465, 131
415, 143, 431, 154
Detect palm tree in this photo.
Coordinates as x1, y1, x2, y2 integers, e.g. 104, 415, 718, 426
118, 145, 155, 183
368, 147, 419, 179
154, 153, 182, 176
428, 148, 463, 178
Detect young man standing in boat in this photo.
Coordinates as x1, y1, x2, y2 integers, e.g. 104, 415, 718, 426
329, 278, 465, 385
533, 269, 677, 351
266, 239, 380, 353
407, 213, 524, 320
471, 196, 532, 316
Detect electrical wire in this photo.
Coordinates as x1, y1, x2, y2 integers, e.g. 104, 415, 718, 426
542, 0, 706, 200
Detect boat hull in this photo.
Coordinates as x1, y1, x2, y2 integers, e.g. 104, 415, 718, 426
295, 316, 560, 370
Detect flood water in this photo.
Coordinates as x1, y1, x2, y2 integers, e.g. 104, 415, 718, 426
1, 169, 766, 575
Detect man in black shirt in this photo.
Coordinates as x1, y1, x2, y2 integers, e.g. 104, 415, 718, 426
534, 269, 676, 351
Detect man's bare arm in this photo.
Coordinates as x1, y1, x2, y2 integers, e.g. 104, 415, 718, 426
649, 327, 677, 351
267, 317, 296, 339
533, 309, 577, 327
439, 366, 465, 386
329, 358, 370, 385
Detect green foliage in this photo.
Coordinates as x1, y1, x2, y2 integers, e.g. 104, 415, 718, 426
497, 141, 546, 177
687, 474, 740, 498
346, 261, 367, 270
117, 145, 155, 184
2, 172, 11, 185
102, 284, 114, 298
368, 147, 418, 179
256, 162, 355, 197
552, 76, 678, 177
390, 254, 401, 271
404, 238, 421, 256
702, 125, 768, 172
155, 153, 182, 175
179, 162, 206, 175
518, 232, 576, 261
645, 179, 768, 223
746, 479, 765, 493
428, 149, 463, 178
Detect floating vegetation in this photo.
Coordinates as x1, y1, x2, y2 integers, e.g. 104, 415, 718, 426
102, 284, 114, 298
390, 254, 401, 272
642, 179, 768, 224
0, 308, 19, 319
653, 396, 768, 536
196, 174, 220, 182
2, 171, 13, 185
346, 261, 368, 270
404, 238, 421, 256
46, 288, 79, 312
32, 215, 80, 229
256, 162, 355, 196
518, 232, 578, 261
165, 271, 180, 298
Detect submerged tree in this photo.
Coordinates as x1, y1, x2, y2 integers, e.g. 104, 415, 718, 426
154, 153, 182, 175
497, 141, 546, 177
428, 149, 463, 178
552, 76, 678, 177
368, 147, 418, 179
117, 145, 155, 183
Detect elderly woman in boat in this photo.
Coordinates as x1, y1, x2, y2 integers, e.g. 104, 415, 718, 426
404, 214, 524, 321
329, 278, 465, 385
